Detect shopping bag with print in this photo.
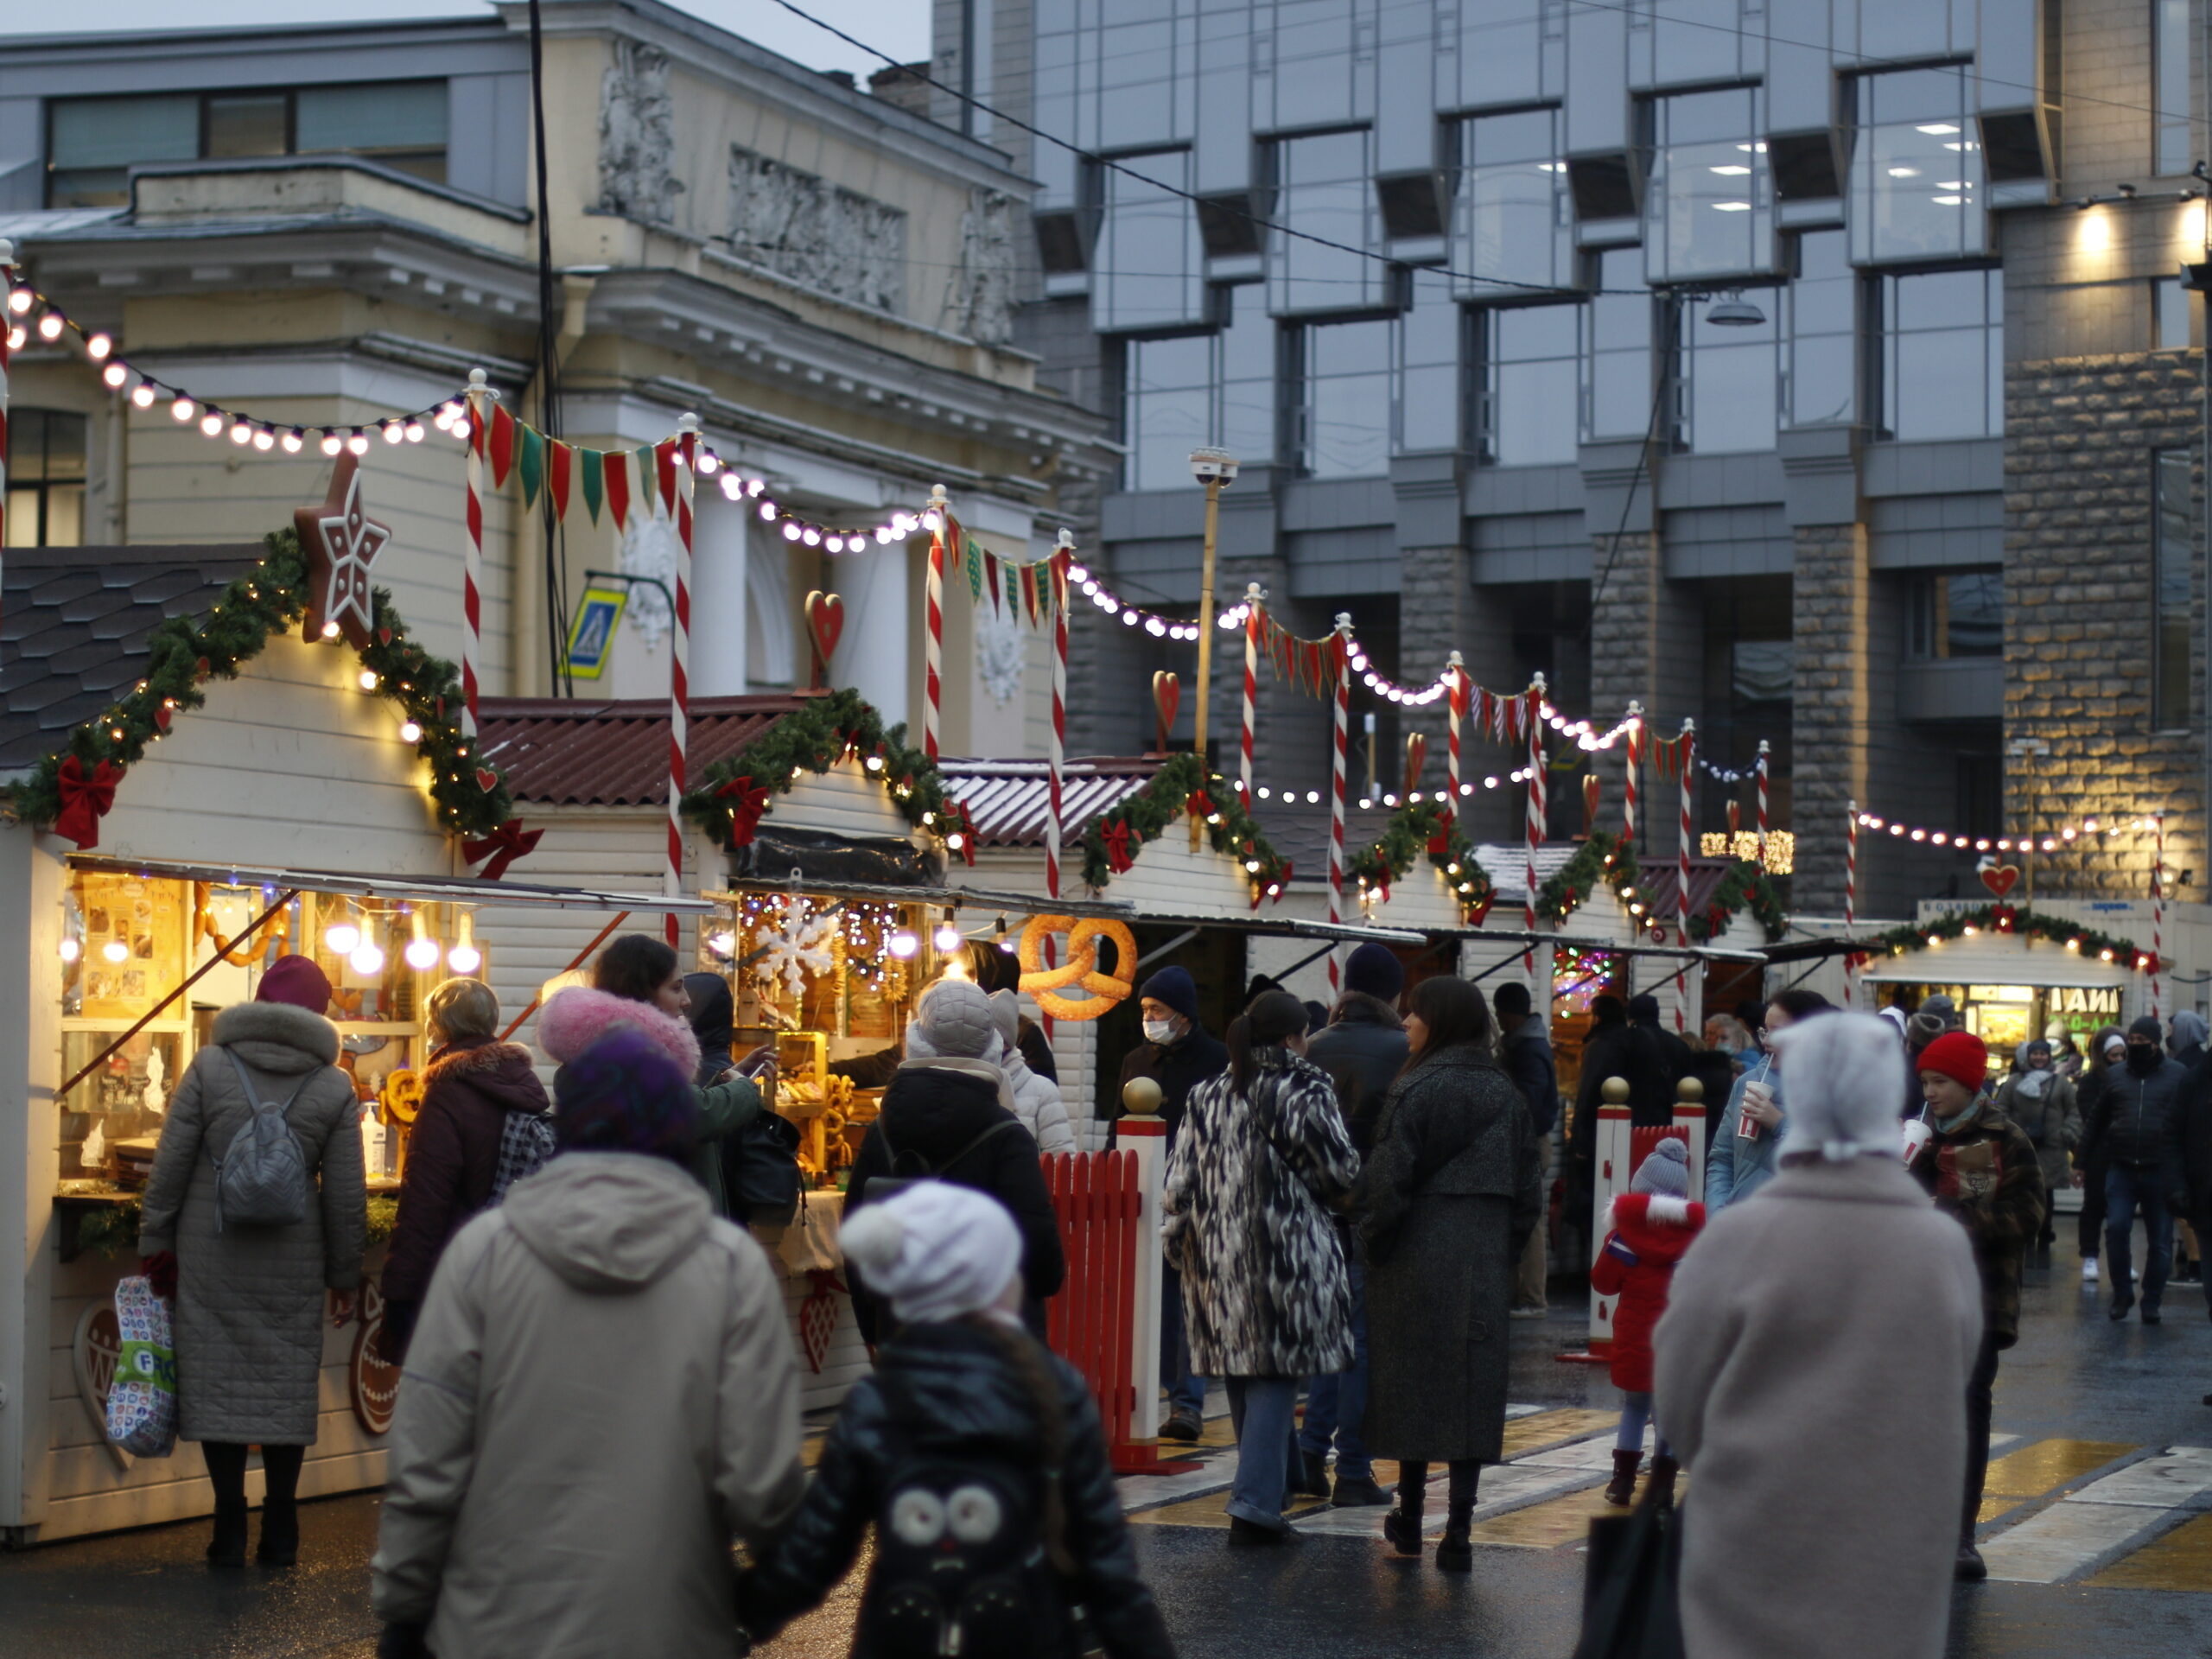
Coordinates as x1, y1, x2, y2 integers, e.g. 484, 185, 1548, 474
105, 1274, 178, 1458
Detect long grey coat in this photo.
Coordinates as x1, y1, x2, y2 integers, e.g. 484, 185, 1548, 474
1164, 1046, 1358, 1377
1356, 1044, 1538, 1463
1654, 1156, 1981, 1659
138, 1000, 368, 1444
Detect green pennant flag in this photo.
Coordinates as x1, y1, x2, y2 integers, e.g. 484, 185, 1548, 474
1005, 564, 1020, 614
579, 448, 605, 524
965, 534, 983, 600
518, 426, 546, 510
638, 448, 658, 514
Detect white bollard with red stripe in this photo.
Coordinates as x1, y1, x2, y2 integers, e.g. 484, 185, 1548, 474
1623, 700, 1643, 847
1845, 799, 1859, 1010
1675, 719, 1694, 1034
1047, 531, 1073, 903
1445, 652, 1465, 830
1755, 738, 1770, 869
1523, 674, 1547, 976
665, 413, 698, 947
1239, 583, 1262, 804
924, 485, 948, 761
461, 367, 490, 741
1327, 615, 1352, 993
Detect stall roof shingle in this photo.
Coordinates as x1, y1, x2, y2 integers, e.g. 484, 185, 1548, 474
474, 693, 820, 807
937, 757, 1166, 848
2, 543, 264, 772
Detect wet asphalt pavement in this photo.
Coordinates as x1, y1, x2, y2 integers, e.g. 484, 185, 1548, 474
6, 1217, 2212, 1658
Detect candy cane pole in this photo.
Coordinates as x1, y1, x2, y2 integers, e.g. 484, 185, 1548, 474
461, 366, 490, 741
1445, 652, 1465, 830
924, 484, 948, 761
1624, 701, 1643, 847
1524, 674, 1547, 975
664, 413, 698, 947
1844, 800, 1859, 1010
1328, 615, 1351, 994
1239, 583, 1262, 804
2153, 815, 2165, 1021
1675, 719, 1694, 1034
1755, 739, 1770, 868
1047, 531, 1074, 902
0, 240, 14, 631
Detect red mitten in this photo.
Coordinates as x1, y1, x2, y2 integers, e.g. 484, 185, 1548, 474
139, 1251, 178, 1300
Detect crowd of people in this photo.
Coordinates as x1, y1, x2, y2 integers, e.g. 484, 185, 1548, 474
123, 926, 2212, 1656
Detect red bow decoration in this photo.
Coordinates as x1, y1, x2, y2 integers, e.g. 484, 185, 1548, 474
54, 756, 123, 849
1101, 819, 1136, 874
715, 775, 772, 847
1274, 859, 1293, 900
1465, 892, 1494, 927
950, 801, 978, 868
1187, 789, 1215, 822
1990, 904, 2018, 931
461, 818, 543, 881
1427, 829, 1452, 857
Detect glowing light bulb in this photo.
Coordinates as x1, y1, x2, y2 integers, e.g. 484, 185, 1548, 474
381, 422, 403, 444
200, 412, 225, 437
281, 429, 303, 453
36, 312, 64, 340
130, 382, 156, 408
446, 941, 482, 973
171, 396, 195, 422
399, 720, 423, 743
102, 362, 128, 389
321, 433, 342, 457
3, 287, 29, 314
782, 522, 803, 541
227, 421, 251, 445
760, 501, 778, 522
802, 528, 822, 546
3, 327, 21, 351
86, 332, 112, 359
320, 620, 341, 639
887, 930, 920, 960
103, 939, 130, 963
347, 431, 370, 455
934, 922, 963, 952
350, 941, 386, 976
404, 421, 425, 442
696, 450, 719, 474
404, 935, 442, 971
324, 919, 362, 955
359, 670, 380, 691
59, 938, 80, 963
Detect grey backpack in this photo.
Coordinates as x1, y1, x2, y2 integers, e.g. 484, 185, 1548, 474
210, 1048, 313, 1229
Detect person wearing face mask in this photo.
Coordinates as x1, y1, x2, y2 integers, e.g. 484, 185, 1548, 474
2076, 1016, 2190, 1324
1905, 1030, 2046, 1580
1117, 966, 1229, 1442
1993, 1038, 2079, 1267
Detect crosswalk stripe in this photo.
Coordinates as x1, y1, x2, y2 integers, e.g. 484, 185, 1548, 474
1499, 1408, 1623, 1459
1981, 1497, 2171, 1583
1983, 1439, 2136, 1497
2088, 1513, 2212, 1591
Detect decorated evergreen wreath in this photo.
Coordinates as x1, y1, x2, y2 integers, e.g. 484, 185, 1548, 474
3, 527, 513, 842
1859, 904, 2156, 969
1535, 830, 1642, 925
1076, 753, 1290, 901
1347, 797, 1498, 924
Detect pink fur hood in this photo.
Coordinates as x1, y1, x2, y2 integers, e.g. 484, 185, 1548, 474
537, 986, 702, 1077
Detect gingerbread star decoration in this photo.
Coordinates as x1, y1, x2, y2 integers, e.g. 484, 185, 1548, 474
294, 451, 391, 648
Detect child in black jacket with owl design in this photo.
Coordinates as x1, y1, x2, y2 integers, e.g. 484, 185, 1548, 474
736, 1181, 1174, 1659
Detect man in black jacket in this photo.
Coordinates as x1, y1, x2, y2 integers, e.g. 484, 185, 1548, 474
1567, 995, 1672, 1266
2078, 1017, 2190, 1323
1628, 992, 1694, 1089
1116, 966, 1228, 1442
1496, 981, 1560, 1319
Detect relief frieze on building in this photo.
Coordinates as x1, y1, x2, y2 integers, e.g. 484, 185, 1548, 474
599, 40, 685, 223
947, 188, 1019, 346
726, 145, 907, 315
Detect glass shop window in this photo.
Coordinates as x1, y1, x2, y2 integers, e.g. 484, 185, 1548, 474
1905, 570, 2004, 659
1878, 267, 2004, 441
1848, 67, 1986, 264
1785, 230, 1858, 426
2155, 0, 2194, 176
1395, 269, 1463, 454
1268, 128, 1389, 315
1646, 86, 1775, 283
1681, 291, 1780, 454
1482, 302, 1581, 467
1094, 148, 1208, 334
1299, 316, 1393, 478
1455, 106, 1574, 298
1122, 333, 1214, 491
3, 408, 88, 547
1585, 248, 1653, 442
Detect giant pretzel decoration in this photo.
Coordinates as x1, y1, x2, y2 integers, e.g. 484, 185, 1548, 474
1018, 914, 1137, 1021
194, 883, 291, 966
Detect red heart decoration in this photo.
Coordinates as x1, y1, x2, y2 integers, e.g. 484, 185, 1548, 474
154, 705, 172, 734
804, 591, 845, 666
1153, 671, 1180, 733
1402, 732, 1427, 798
1980, 863, 2021, 899
475, 768, 499, 793
378, 627, 393, 645
194, 658, 212, 682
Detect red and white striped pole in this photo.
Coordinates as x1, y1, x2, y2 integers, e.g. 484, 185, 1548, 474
1623, 700, 1643, 846
0, 240, 15, 630
2152, 815, 2166, 1021
1445, 651, 1466, 829
1844, 800, 1859, 1010
1327, 615, 1351, 995
1755, 739, 1770, 868
1523, 674, 1547, 974
1239, 582, 1262, 804
1675, 719, 1694, 1034
461, 366, 490, 742
1046, 530, 1073, 903
664, 413, 698, 947
923, 484, 948, 761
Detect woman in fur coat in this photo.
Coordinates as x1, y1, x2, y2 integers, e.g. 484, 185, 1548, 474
537, 935, 766, 1217
1164, 990, 1358, 1546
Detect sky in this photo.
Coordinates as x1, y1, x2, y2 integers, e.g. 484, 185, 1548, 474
8, 0, 933, 80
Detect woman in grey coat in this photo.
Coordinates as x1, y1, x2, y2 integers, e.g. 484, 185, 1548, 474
138, 955, 367, 1568
1357, 976, 1537, 1571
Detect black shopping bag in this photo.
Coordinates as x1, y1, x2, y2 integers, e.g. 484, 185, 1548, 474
1573, 1492, 1685, 1659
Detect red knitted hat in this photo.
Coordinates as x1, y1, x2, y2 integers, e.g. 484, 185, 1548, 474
1916, 1030, 1989, 1093
255, 954, 333, 1014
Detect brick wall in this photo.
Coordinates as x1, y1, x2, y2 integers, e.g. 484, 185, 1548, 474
1589, 531, 1705, 862
1791, 523, 1872, 915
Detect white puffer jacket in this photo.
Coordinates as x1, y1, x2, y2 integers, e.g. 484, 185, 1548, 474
989, 991, 1077, 1155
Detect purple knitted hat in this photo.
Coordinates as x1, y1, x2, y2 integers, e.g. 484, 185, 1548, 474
554, 1027, 699, 1165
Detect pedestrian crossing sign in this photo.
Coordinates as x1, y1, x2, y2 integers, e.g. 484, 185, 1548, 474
564, 586, 628, 680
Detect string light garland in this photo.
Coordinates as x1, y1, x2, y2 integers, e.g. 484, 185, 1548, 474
1075, 752, 1290, 902
1347, 796, 1498, 925
1859, 904, 2159, 971
1854, 810, 2162, 855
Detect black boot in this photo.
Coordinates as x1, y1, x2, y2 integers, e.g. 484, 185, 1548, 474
1291, 1447, 1332, 1497
1434, 1461, 1478, 1571
202, 1443, 248, 1569
1604, 1448, 1642, 1507
1382, 1462, 1425, 1556
257, 1445, 304, 1567
1643, 1454, 1680, 1508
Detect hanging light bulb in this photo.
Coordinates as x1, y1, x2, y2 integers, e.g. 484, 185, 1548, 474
995, 918, 1016, 955
359, 669, 380, 691
3, 326, 21, 352
404, 421, 425, 442
281, 428, 303, 453
321, 433, 343, 457
933, 911, 963, 953
103, 939, 130, 963
759, 501, 778, 522
381, 421, 404, 445
36, 311, 64, 340
229, 419, 252, 445
101, 361, 128, 389
447, 912, 481, 974
404, 913, 442, 972
251, 427, 275, 450
887, 930, 920, 960
324, 910, 362, 956
347, 430, 370, 455
130, 381, 157, 408
171, 395, 195, 423
86, 332, 113, 359
398, 719, 423, 743
350, 939, 386, 976
4, 286, 30, 315
58, 937, 81, 963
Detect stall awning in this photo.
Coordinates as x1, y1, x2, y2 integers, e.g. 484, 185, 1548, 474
707, 879, 965, 906
1447, 925, 1769, 964
1138, 913, 1430, 946
67, 855, 714, 912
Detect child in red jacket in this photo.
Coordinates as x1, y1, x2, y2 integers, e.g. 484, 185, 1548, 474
1589, 1135, 1706, 1506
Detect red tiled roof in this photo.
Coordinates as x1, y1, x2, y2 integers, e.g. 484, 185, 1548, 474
939, 757, 1166, 848
475, 693, 818, 806
1637, 857, 1741, 925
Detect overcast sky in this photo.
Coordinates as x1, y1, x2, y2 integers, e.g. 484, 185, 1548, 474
10, 0, 933, 79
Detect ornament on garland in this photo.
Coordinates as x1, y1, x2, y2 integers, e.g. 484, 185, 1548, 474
1018, 914, 1137, 1021
294, 452, 391, 649
461, 819, 543, 881
1979, 862, 2022, 900
804, 590, 844, 689
1151, 672, 1180, 757
52, 755, 122, 849
1863, 903, 2155, 969
753, 898, 840, 1001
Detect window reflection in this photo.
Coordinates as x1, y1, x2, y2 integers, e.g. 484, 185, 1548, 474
1095, 149, 1209, 334
2157, 0, 2193, 175
1906, 570, 2004, 658
1484, 303, 1580, 467
1684, 296, 1779, 454
1121, 291, 1279, 491
1220, 292, 1279, 468
1647, 87, 1774, 283
1785, 231, 1857, 426
1455, 107, 1573, 298
1586, 249, 1652, 440
1269, 128, 1389, 315
1397, 270, 1462, 452
1880, 268, 2004, 440
1848, 67, 1986, 264
1302, 318, 1394, 477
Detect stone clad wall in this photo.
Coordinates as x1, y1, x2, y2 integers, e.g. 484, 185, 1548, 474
1791, 522, 1871, 916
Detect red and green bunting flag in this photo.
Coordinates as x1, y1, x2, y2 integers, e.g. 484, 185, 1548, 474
938, 514, 1064, 628
1649, 734, 1690, 780
480, 407, 681, 531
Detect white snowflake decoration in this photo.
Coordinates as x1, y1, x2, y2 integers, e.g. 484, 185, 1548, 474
753, 899, 839, 1002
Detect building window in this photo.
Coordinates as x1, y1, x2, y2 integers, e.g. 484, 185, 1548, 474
1681, 291, 1779, 454
1299, 317, 1394, 477
1879, 268, 2003, 441
4, 409, 87, 547
1646, 86, 1774, 283
48, 81, 448, 207
1119, 290, 1278, 490
1785, 230, 1858, 426
2155, 448, 2192, 728
2156, 276, 2196, 349
1396, 270, 1462, 454
2156, 0, 2194, 176
1481, 303, 1580, 467
1905, 570, 2004, 658
1268, 128, 1389, 316
1093, 149, 1208, 334
1848, 67, 1986, 264
1455, 107, 1573, 298
1585, 248, 1653, 442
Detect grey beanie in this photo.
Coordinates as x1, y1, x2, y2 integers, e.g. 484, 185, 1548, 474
906, 976, 1003, 1062
1906, 1009, 1948, 1051
1630, 1135, 1690, 1198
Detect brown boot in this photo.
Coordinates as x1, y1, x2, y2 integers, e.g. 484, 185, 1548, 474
1604, 1448, 1641, 1506
1643, 1454, 1680, 1508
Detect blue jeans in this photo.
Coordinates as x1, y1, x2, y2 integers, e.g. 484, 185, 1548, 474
1160, 1262, 1208, 1418
1617, 1390, 1671, 1459
1224, 1376, 1300, 1529
2105, 1164, 2173, 1311
1299, 1252, 1371, 1480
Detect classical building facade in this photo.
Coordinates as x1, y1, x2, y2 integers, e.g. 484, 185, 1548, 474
0, 0, 1113, 758
938, 0, 2208, 918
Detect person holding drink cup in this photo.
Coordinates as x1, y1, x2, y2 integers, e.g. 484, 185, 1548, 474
1707, 991, 1834, 1211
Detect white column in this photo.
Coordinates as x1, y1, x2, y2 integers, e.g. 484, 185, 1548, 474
689, 491, 749, 696
831, 543, 911, 727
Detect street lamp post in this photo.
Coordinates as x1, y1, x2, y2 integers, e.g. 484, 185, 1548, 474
1188, 448, 1239, 848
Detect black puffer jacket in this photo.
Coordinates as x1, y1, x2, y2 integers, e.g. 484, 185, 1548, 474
2081, 1054, 2190, 1173
1116, 1025, 1229, 1140
738, 1320, 1174, 1659
1306, 993, 1410, 1152
847, 1063, 1066, 1341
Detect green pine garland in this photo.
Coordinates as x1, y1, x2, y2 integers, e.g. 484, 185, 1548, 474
1536, 830, 1642, 925
1860, 904, 2153, 967
73, 1192, 397, 1258
1075, 753, 1290, 899
1346, 798, 1497, 923
3, 527, 512, 838
1691, 860, 1789, 944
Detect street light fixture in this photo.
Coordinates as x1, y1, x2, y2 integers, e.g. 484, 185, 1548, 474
1702, 289, 1767, 327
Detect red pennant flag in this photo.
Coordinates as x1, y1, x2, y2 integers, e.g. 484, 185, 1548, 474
548, 442, 573, 521
654, 440, 678, 513
982, 550, 1001, 614
604, 450, 631, 531
489, 404, 518, 487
